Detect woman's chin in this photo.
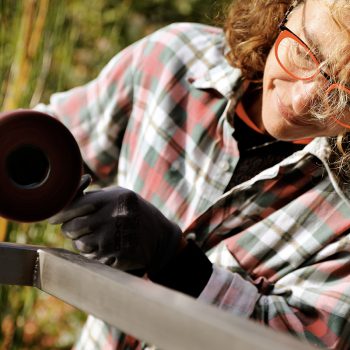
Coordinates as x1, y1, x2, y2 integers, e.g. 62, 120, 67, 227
262, 117, 314, 141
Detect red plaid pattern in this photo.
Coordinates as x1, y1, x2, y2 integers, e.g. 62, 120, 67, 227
37, 23, 350, 349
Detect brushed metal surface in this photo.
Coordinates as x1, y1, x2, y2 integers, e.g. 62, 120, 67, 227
37, 248, 315, 350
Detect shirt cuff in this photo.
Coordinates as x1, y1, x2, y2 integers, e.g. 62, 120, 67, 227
198, 264, 259, 317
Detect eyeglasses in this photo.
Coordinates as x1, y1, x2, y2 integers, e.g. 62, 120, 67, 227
274, 1, 350, 128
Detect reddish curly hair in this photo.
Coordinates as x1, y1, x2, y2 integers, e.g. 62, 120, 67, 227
223, 0, 350, 180
224, 0, 292, 81
224, 0, 350, 81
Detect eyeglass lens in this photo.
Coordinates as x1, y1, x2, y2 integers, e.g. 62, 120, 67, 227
276, 35, 350, 117
276, 35, 319, 79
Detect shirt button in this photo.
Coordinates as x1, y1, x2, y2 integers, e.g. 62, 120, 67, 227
171, 159, 182, 172
218, 160, 230, 172
185, 232, 196, 240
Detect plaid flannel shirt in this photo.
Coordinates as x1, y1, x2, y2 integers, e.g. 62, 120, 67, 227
36, 23, 350, 349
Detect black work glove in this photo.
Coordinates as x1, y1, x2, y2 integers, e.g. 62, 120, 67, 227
49, 175, 183, 275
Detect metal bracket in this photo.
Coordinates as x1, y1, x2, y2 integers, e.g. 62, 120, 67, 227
0, 242, 39, 285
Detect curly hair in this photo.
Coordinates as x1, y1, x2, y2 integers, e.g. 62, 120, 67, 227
223, 0, 350, 83
223, 0, 350, 182
224, 0, 292, 81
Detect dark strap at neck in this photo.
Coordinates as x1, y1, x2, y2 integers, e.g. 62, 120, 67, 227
225, 114, 304, 191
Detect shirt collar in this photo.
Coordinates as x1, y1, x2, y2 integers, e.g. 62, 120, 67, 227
190, 60, 245, 100
303, 137, 350, 207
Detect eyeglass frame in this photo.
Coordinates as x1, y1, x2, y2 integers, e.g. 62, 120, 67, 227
274, 0, 350, 128
274, 0, 350, 129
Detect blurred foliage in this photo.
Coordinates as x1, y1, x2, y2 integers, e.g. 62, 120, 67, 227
0, 0, 227, 109
0, 0, 228, 348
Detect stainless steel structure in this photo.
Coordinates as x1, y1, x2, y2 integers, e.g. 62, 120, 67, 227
0, 242, 314, 350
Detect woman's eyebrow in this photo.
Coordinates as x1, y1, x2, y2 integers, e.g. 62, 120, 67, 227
301, 2, 326, 62
303, 27, 326, 61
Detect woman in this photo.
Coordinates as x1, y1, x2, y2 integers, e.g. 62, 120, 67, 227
42, 0, 350, 348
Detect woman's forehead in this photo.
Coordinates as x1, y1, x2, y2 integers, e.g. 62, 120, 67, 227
300, 0, 350, 63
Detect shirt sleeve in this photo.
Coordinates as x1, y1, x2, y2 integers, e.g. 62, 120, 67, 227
35, 39, 144, 183
198, 245, 350, 350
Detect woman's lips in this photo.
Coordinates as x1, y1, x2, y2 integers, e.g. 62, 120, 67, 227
276, 93, 312, 127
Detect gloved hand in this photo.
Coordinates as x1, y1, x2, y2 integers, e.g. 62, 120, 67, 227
49, 175, 183, 275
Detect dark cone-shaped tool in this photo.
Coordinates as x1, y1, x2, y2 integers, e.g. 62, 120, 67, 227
0, 109, 83, 222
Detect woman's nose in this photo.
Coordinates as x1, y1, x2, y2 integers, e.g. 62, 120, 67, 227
291, 80, 318, 115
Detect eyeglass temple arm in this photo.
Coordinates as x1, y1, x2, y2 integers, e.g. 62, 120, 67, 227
279, 0, 301, 27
